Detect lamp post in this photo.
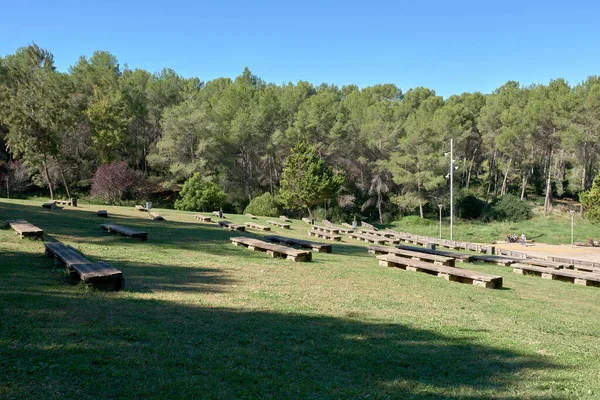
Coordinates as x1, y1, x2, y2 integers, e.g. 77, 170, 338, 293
570, 210, 575, 247
438, 204, 443, 238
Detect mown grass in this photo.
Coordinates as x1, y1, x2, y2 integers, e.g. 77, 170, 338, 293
1, 198, 600, 399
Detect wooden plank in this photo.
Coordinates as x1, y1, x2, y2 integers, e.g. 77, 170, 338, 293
194, 214, 212, 222
307, 230, 341, 241
267, 220, 290, 229
218, 220, 245, 232
279, 215, 292, 223
368, 245, 455, 266
265, 235, 332, 253
512, 263, 600, 287
517, 258, 572, 269
377, 254, 502, 289
148, 212, 164, 221
348, 232, 391, 245
135, 205, 146, 211
55, 200, 72, 206
7, 219, 44, 240
101, 224, 148, 241
245, 222, 270, 231
311, 225, 340, 234
470, 254, 518, 266
395, 244, 473, 262
361, 222, 377, 230
230, 237, 312, 262
341, 223, 354, 229
97, 210, 108, 218
302, 217, 313, 224
42, 200, 56, 209
245, 213, 258, 219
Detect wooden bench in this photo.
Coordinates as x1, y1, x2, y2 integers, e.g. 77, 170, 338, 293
512, 264, 600, 287
42, 200, 56, 209
361, 222, 377, 230
7, 219, 44, 240
311, 225, 339, 234
55, 200, 72, 207
97, 210, 108, 218
213, 211, 225, 218
517, 259, 572, 269
302, 217, 313, 224
470, 254, 517, 266
342, 223, 354, 229
547, 256, 600, 272
307, 230, 341, 241
265, 235, 332, 253
135, 205, 147, 211
368, 245, 455, 267
101, 224, 148, 241
245, 222, 270, 231
322, 220, 334, 227
246, 213, 258, 219
377, 254, 503, 289
44, 242, 124, 290
148, 212, 164, 221
267, 220, 290, 229
194, 214, 212, 222
360, 229, 400, 242
230, 237, 311, 262
348, 232, 391, 245
218, 220, 245, 232
395, 244, 473, 263
279, 215, 292, 223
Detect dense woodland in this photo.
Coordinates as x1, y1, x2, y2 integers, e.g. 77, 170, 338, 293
1, 44, 599, 222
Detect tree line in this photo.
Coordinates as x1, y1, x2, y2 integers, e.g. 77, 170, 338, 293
1, 44, 599, 222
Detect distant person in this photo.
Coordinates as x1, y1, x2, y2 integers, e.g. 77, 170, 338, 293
589, 238, 596, 247
218, 208, 223, 218
352, 218, 357, 230
521, 233, 526, 245
506, 233, 511, 243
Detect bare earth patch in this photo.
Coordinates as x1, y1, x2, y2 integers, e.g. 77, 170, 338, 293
495, 242, 600, 263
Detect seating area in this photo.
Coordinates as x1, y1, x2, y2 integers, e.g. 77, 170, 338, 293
55, 199, 74, 207
512, 263, 600, 287
194, 214, 212, 222
218, 220, 245, 231
311, 225, 339, 234
307, 230, 341, 241
377, 254, 503, 289
279, 215, 292, 222
302, 217, 313, 224
245, 222, 270, 231
230, 237, 312, 262
44, 241, 124, 290
7, 219, 44, 240
101, 224, 148, 240
348, 232, 393, 245
42, 200, 57, 209
265, 235, 332, 253
395, 244, 473, 262
470, 254, 518, 266
267, 220, 290, 229
368, 245, 455, 267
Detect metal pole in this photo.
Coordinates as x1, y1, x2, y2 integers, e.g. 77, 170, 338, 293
570, 211, 575, 247
450, 138, 454, 241
438, 205, 442, 238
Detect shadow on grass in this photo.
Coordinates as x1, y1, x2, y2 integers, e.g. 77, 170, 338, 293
0, 282, 565, 400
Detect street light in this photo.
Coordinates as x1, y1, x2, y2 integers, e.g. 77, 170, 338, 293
438, 204, 443, 238
570, 210, 575, 247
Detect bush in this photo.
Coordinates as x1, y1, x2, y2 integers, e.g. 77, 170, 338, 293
0, 161, 30, 198
91, 161, 145, 205
175, 173, 227, 212
580, 173, 600, 223
244, 192, 279, 217
488, 194, 533, 222
455, 190, 487, 219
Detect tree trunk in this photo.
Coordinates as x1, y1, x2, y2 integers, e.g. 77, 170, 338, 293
520, 174, 528, 200
466, 148, 477, 189
501, 159, 512, 196
543, 150, 553, 216
43, 159, 54, 200
418, 181, 423, 219
59, 167, 71, 199
486, 150, 497, 202
306, 204, 313, 218
377, 190, 383, 224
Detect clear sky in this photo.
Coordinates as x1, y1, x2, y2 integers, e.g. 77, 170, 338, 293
2, 0, 599, 98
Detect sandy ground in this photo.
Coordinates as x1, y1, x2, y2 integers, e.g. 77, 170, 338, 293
494, 242, 600, 263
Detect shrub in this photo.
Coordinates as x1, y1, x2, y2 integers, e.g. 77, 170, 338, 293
488, 194, 533, 222
244, 192, 279, 217
175, 173, 227, 212
455, 190, 487, 219
0, 161, 30, 198
91, 161, 144, 205
580, 173, 600, 223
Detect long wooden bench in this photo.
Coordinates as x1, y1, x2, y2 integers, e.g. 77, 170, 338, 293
348, 232, 391, 245
311, 225, 339, 234
342, 222, 353, 229
517, 258, 572, 269
512, 264, 600, 287
44, 242, 124, 290
361, 222, 377, 230
368, 245, 455, 267
359, 229, 400, 243
302, 217, 313, 224
267, 220, 290, 229
265, 235, 332, 253
395, 244, 473, 262
307, 230, 341, 241
280, 215, 292, 223
470, 254, 518, 266
230, 237, 311, 261
245, 222, 270, 231
97, 210, 108, 218
7, 219, 44, 240
148, 212, 164, 221
135, 205, 147, 211
246, 213, 258, 219
322, 220, 334, 227
547, 256, 600, 272
194, 214, 212, 222
101, 224, 148, 241
218, 220, 245, 232
55, 200, 73, 207
42, 200, 57, 209
377, 254, 503, 289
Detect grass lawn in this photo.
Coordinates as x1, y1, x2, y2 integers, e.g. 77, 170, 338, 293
1, 198, 600, 399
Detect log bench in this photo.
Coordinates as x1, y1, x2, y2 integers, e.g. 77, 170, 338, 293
368, 245, 455, 267
54, 200, 72, 207
246, 213, 258, 219
279, 215, 292, 223
194, 214, 212, 222
265, 235, 332, 253
302, 217, 313, 224
7, 220, 44, 240
101, 224, 148, 241
512, 263, 600, 287
311, 225, 340, 234
348, 232, 392, 246
377, 254, 503, 289
307, 230, 341, 241
42, 200, 57, 209
135, 205, 147, 211
148, 212, 164, 221
230, 237, 312, 261
44, 241, 124, 290
267, 220, 290, 229
470, 254, 518, 266
245, 222, 271, 231
395, 244, 473, 262
218, 220, 245, 232
360, 229, 400, 240
97, 210, 108, 218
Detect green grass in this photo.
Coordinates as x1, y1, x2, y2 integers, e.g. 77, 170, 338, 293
1, 199, 600, 399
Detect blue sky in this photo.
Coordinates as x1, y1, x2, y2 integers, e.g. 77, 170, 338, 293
2, 0, 599, 98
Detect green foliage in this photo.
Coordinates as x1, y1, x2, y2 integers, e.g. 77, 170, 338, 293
580, 173, 600, 223
278, 141, 344, 217
487, 194, 533, 222
455, 190, 487, 219
243, 192, 279, 217
174, 173, 226, 211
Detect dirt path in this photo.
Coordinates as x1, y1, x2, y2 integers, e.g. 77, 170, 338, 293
494, 242, 600, 263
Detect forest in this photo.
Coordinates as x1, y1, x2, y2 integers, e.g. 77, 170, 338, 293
1, 44, 599, 223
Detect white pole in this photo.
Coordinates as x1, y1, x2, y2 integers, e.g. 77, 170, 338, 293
450, 138, 454, 241
571, 211, 575, 247
438, 205, 442, 238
